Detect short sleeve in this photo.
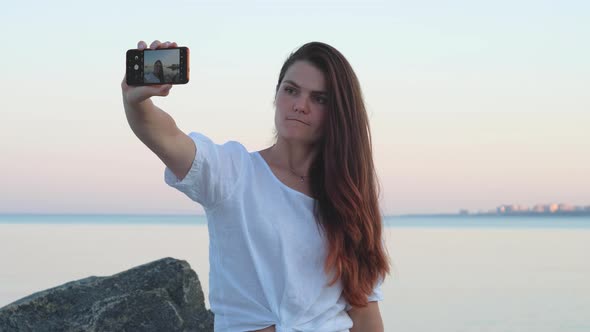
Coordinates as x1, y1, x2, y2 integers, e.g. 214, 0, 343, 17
345, 276, 384, 311
367, 275, 384, 302
164, 131, 246, 209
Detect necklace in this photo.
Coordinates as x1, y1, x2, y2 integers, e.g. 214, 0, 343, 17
288, 167, 308, 182
271, 144, 309, 182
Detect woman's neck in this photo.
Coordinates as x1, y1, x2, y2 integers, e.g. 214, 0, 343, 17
266, 139, 319, 176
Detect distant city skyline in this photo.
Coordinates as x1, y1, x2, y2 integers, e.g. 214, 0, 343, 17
459, 203, 590, 216
2, 201, 590, 218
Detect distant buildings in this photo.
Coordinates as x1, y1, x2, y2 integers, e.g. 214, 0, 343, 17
497, 204, 529, 214
460, 203, 590, 216
558, 203, 576, 212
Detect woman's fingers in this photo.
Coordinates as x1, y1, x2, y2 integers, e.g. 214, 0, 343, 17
149, 40, 161, 49
159, 84, 173, 96
160, 41, 175, 48
137, 40, 177, 50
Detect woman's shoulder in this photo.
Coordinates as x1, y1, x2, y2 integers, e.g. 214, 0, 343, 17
186, 132, 255, 163
144, 72, 160, 83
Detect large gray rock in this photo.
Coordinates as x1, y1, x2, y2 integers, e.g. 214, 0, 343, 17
0, 257, 214, 332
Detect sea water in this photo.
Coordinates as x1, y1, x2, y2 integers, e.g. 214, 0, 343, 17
1, 214, 588, 331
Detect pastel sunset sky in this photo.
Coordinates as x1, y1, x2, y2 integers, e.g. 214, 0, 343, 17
1, 0, 588, 215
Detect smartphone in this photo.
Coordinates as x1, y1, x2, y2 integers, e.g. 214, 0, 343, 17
126, 47, 190, 86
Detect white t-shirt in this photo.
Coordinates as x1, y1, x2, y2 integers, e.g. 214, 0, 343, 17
144, 71, 162, 83
164, 132, 383, 332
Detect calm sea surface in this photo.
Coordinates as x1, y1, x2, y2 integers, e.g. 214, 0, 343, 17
1, 214, 589, 331
1, 214, 589, 228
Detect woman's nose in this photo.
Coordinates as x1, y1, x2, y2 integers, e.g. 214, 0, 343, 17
293, 98, 309, 113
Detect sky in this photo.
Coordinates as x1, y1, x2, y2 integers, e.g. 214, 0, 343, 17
1, 0, 589, 216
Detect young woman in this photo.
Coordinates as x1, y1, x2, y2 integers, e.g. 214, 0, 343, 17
144, 59, 164, 83
122, 40, 390, 332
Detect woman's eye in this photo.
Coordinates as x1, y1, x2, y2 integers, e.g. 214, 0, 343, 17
315, 96, 327, 104
284, 87, 295, 94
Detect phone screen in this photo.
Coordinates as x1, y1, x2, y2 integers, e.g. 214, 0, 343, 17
143, 48, 180, 84
126, 47, 189, 86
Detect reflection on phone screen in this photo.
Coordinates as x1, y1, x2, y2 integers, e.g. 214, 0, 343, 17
143, 49, 181, 84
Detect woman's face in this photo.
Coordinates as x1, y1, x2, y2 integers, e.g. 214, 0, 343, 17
274, 60, 329, 145
154, 61, 162, 74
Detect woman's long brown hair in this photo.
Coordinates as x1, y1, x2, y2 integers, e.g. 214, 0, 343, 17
275, 42, 391, 307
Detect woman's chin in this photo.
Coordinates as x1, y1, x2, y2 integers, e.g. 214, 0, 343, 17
279, 134, 319, 146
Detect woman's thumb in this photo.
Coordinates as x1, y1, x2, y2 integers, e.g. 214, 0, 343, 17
158, 84, 173, 96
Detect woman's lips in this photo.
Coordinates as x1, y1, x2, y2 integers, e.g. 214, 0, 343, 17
287, 118, 310, 126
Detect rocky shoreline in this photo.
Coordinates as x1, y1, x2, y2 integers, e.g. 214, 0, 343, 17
0, 258, 214, 331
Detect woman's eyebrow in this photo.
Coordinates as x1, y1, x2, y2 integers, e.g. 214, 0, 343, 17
284, 80, 327, 95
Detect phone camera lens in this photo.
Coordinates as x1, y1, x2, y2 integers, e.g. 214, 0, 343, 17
134, 64, 139, 70
134, 56, 139, 60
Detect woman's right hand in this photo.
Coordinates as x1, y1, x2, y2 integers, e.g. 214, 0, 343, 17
121, 40, 178, 106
